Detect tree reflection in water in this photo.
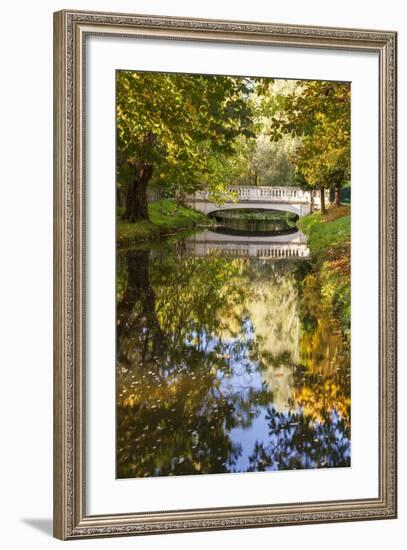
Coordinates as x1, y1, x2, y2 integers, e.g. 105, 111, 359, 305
116, 237, 350, 478
248, 407, 350, 471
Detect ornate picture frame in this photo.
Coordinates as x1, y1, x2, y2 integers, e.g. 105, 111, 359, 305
53, 9, 397, 540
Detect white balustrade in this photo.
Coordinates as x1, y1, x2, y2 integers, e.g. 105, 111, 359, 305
193, 186, 314, 203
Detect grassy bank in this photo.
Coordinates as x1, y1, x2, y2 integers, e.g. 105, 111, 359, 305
117, 199, 211, 247
297, 205, 350, 260
297, 205, 351, 342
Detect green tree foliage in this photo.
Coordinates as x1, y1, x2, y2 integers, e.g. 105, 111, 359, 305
117, 71, 257, 221
234, 133, 300, 187
269, 81, 351, 212
232, 80, 301, 187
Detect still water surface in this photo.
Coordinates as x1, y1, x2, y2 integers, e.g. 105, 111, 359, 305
116, 217, 350, 478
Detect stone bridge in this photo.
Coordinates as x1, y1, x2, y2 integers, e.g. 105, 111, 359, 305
186, 186, 329, 217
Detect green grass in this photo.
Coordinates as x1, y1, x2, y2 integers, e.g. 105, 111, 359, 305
117, 199, 211, 246
297, 205, 350, 261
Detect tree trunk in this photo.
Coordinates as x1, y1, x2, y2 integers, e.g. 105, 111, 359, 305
116, 187, 123, 209
320, 187, 326, 215
117, 249, 164, 360
335, 186, 341, 206
121, 163, 153, 222
175, 190, 186, 210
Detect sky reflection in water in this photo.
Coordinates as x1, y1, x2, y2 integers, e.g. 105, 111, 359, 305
116, 228, 350, 478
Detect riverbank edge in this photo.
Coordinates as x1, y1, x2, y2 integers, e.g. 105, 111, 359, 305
297, 205, 351, 340
297, 205, 350, 261
117, 199, 213, 247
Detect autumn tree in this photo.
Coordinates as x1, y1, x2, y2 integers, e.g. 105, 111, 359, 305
269, 81, 351, 213
117, 71, 256, 222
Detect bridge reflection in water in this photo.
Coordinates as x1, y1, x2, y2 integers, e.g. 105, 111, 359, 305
184, 228, 310, 260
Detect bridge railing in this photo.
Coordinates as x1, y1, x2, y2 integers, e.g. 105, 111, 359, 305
230, 186, 312, 202
192, 186, 319, 203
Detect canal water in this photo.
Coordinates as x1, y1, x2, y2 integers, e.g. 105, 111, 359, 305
116, 212, 350, 478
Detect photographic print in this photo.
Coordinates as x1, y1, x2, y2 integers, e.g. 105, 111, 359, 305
115, 71, 351, 479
